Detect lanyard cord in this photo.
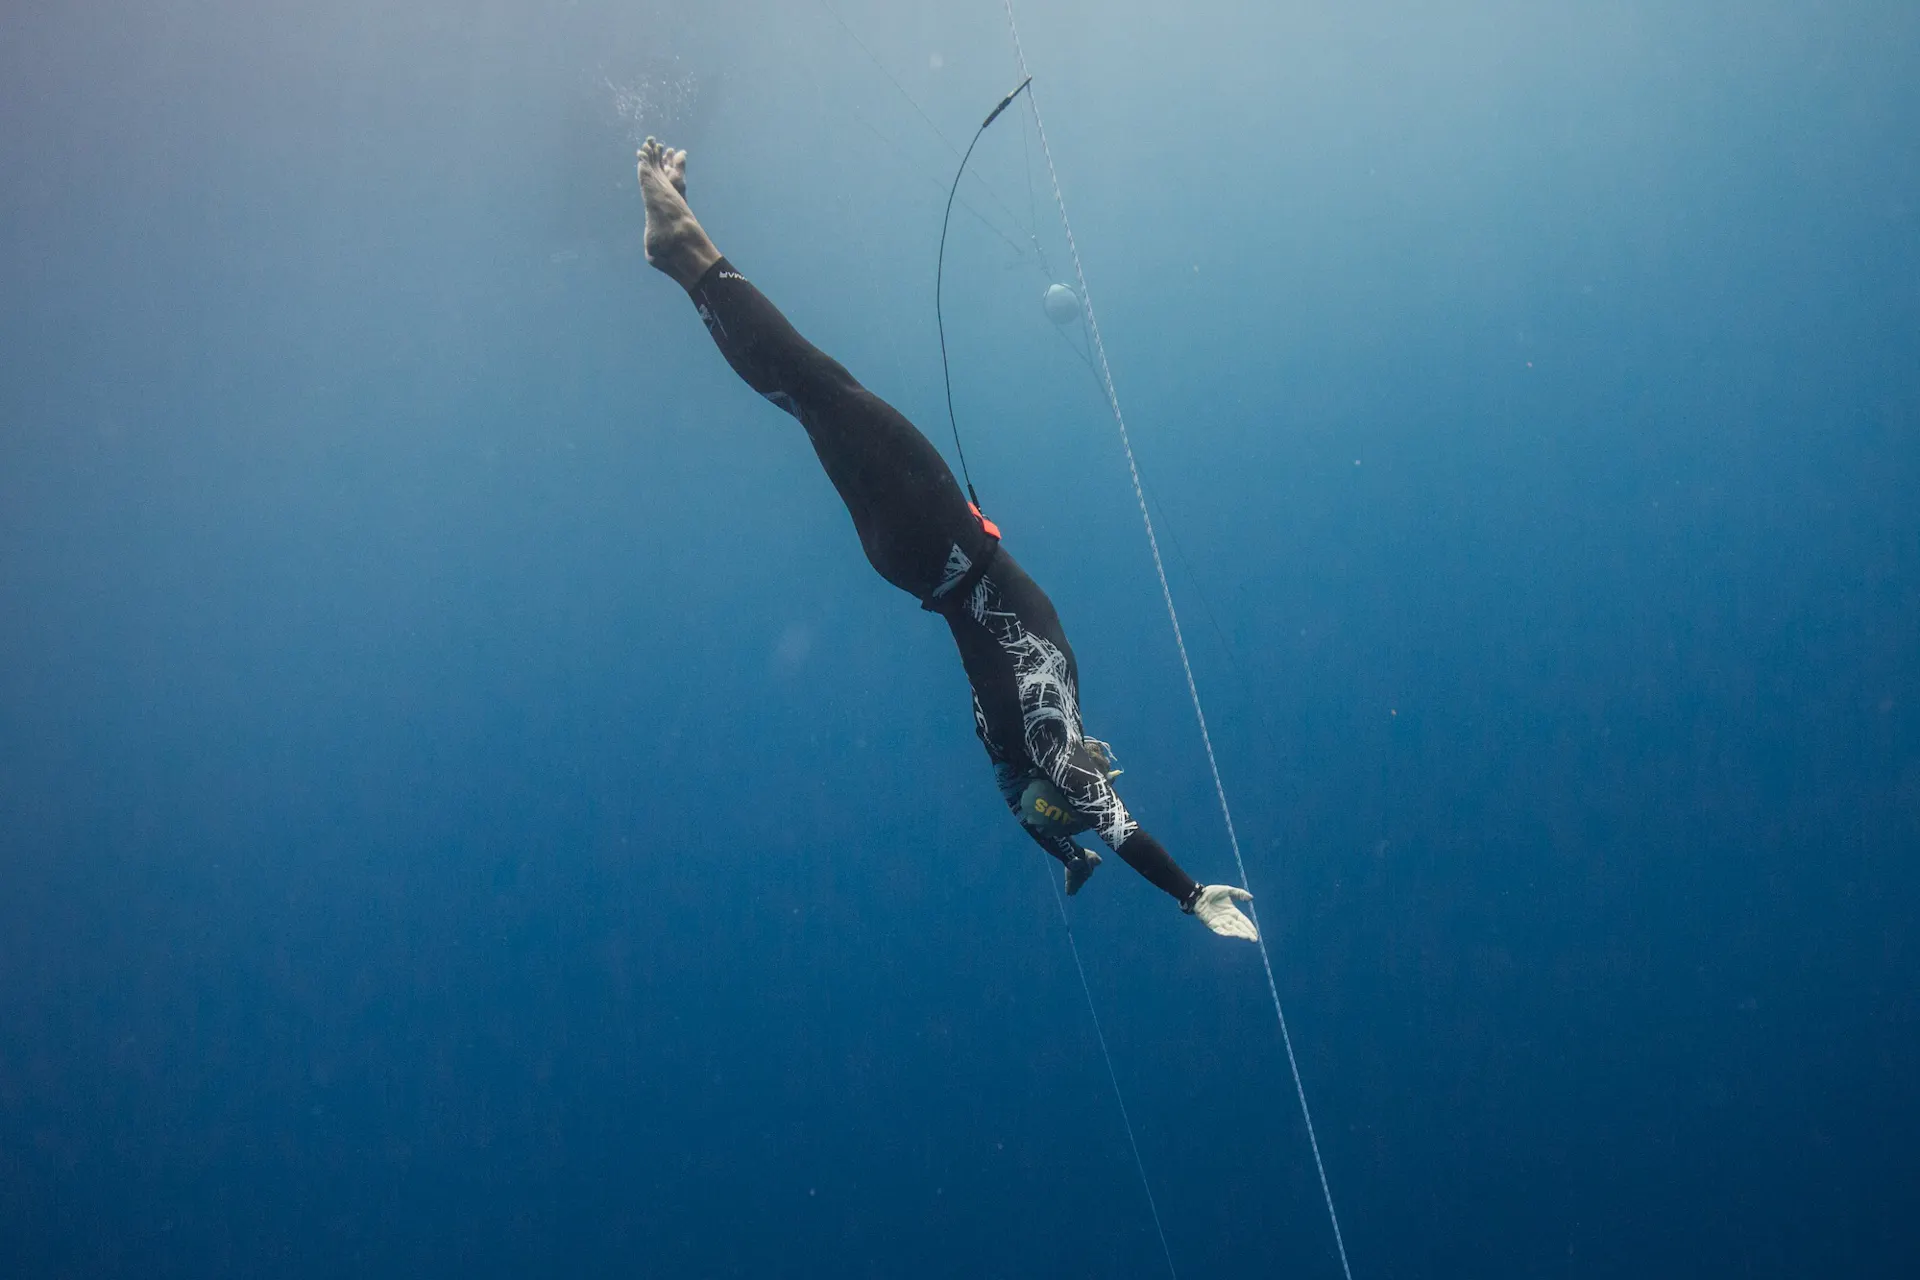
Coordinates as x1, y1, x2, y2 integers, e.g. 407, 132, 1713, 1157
935, 75, 1031, 511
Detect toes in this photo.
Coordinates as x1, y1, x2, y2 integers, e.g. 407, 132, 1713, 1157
635, 139, 689, 191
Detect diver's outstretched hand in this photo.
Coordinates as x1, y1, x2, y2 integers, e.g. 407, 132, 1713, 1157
1189, 884, 1259, 942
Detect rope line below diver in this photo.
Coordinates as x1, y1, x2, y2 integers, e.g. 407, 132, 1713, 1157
998, 4, 1356, 1277
1044, 863, 1178, 1280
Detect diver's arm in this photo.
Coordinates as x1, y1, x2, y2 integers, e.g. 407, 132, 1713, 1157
1109, 827, 1199, 904
1006, 749, 1252, 933
1028, 734, 1256, 937
1025, 731, 1195, 898
1115, 830, 1256, 938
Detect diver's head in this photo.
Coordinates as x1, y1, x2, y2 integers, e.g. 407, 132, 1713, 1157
1019, 775, 1091, 839
1016, 740, 1123, 839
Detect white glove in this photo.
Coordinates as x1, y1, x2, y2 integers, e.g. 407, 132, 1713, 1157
1188, 884, 1258, 941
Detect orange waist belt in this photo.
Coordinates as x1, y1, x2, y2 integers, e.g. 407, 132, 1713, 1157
970, 502, 1002, 541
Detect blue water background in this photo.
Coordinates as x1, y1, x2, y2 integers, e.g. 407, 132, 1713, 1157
3, 1, 1917, 1275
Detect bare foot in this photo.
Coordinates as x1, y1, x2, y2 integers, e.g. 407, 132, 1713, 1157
637, 137, 721, 289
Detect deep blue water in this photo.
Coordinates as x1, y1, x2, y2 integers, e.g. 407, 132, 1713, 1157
3, 1, 1917, 1276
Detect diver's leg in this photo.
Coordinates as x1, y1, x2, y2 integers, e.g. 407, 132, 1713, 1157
637, 139, 990, 600
637, 135, 879, 416
637, 138, 720, 289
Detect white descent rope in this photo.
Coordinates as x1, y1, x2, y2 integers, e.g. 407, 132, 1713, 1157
1045, 865, 1179, 1279
999, 4, 1355, 1276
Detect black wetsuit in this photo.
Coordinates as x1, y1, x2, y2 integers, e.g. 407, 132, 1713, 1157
686, 259, 1199, 907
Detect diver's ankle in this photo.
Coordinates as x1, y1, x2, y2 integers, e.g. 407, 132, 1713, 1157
670, 243, 722, 291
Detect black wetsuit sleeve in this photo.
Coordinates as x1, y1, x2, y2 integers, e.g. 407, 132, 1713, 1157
1114, 829, 1200, 907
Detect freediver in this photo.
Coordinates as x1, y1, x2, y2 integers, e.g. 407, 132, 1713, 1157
635, 138, 1257, 942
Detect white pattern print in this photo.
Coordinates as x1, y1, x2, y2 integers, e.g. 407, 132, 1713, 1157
962, 576, 1138, 850
929, 543, 973, 601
